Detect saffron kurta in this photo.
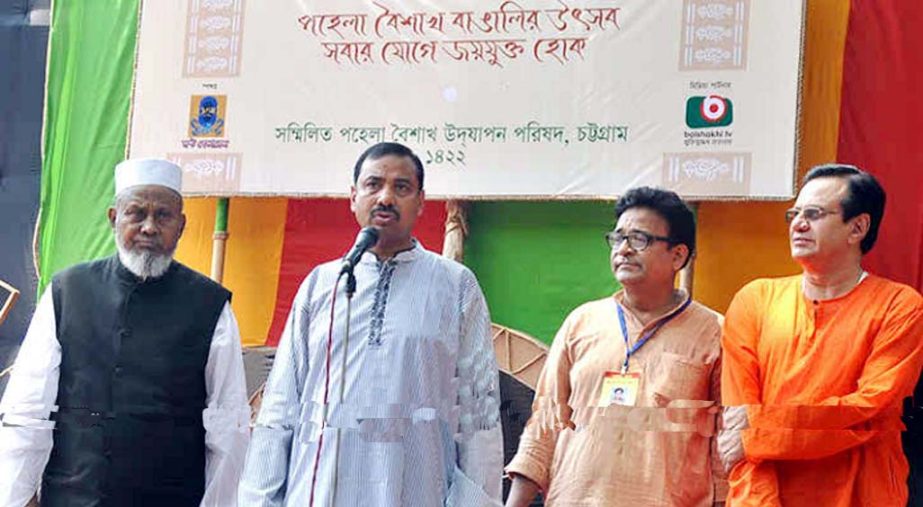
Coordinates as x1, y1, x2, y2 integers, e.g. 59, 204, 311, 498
721, 275, 923, 506
507, 291, 727, 506
238, 242, 503, 506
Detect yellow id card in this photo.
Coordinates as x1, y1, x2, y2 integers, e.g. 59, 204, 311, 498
598, 371, 641, 407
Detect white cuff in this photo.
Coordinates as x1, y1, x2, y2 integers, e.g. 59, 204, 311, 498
447, 466, 502, 507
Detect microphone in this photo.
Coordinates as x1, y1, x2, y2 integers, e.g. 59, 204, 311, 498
340, 227, 380, 275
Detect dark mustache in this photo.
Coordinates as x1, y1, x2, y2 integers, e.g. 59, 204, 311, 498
371, 205, 400, 220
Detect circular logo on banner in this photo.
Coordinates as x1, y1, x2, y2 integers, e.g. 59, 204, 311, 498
700, 95, 729, 123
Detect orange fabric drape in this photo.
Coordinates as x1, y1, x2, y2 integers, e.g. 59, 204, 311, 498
695, 1, 851, 312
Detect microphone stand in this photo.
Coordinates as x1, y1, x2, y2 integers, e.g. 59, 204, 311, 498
315, 227, 373, 505
330, 267, 357, 505
310, 266, 359, 507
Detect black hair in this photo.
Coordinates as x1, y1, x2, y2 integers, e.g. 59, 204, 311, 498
614, 186, 696, 268
352, 142, 424, 191
802, 163, 886, 254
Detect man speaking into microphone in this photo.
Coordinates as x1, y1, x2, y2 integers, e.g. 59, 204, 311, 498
239, 142, 503, 506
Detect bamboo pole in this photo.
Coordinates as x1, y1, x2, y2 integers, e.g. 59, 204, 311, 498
679, 252, 696, 295
442, 200, 469, 262
210, 198, 230, 283
679, 202, 698, 296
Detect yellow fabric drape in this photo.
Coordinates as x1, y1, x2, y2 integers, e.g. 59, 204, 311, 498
175, 197, 287, 346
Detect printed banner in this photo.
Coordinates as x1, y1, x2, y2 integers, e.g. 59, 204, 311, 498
128, 0, 805, 199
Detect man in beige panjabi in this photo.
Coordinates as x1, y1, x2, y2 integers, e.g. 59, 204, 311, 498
505, 187, 727, 506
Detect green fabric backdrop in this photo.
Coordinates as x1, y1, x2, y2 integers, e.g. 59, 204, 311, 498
39, 0, 139, 292
465, 201, 621, 345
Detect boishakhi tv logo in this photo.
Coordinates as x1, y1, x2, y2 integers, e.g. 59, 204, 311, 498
685, 95, 733, 128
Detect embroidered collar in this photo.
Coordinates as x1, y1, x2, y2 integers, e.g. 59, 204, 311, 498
358, 239, 424, 266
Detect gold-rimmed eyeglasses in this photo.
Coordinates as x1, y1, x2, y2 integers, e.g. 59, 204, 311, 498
784, 206, 840, 224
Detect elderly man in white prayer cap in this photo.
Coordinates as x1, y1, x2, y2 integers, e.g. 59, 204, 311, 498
0, 159, 250, 507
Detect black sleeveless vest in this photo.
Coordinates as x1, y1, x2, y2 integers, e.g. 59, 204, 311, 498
42, 256, 230, 507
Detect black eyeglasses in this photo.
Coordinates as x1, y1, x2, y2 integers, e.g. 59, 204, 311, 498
605, 230, 673, 251
784, 206, 840, 224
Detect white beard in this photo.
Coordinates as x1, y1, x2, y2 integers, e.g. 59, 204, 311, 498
116, 242, 174, 280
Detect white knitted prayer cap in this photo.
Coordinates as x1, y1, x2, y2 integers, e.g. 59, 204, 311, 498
114, 158, 182, 195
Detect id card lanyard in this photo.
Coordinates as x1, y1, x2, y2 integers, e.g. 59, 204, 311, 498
617, 297, 692, 373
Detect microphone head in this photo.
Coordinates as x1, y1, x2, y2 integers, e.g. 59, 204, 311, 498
359, 226, 380, 245
341, 226, 381, 275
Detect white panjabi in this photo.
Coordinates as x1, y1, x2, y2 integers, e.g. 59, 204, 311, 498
239, 241, 503, 506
